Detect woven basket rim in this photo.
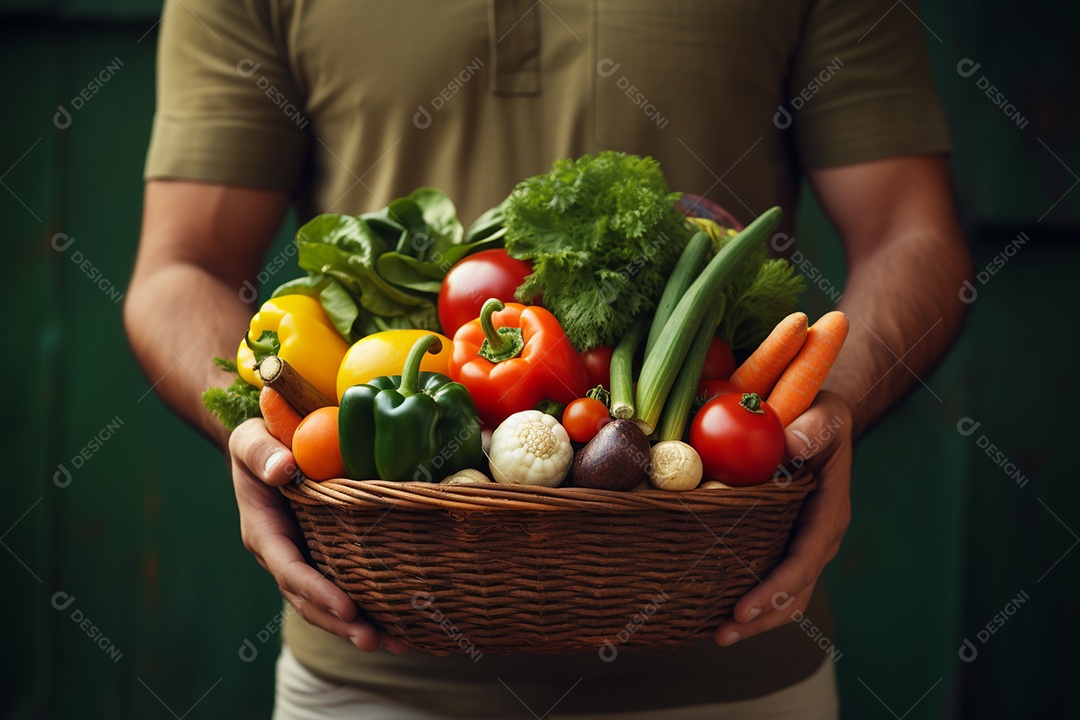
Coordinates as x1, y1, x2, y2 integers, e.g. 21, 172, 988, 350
280, 466, 814, 513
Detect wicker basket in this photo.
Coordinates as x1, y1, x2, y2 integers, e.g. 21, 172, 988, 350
280, 468, 814, 655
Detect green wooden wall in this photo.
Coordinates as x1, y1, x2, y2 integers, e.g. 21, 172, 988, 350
2, 4, 1077, 719
2, 16, 290, 720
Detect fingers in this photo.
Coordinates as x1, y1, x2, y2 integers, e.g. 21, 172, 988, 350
273, 570, 379, 650
229, 420, 408, 654
715, 393, 854, 647
714, 535, 832, 646
229, 417, 297, 487
278, 586, 409, 655
718, 512, 833, 634
715, 584, 816, 646
282, 570, 409, 655
252, 518, 409, 653
252, 528, 410, 654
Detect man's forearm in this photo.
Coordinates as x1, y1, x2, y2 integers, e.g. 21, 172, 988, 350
124, 262, 252, 448
823, 226, 972, 439
125, 181, 289, 448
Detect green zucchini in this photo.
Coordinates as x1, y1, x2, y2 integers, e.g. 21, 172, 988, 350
655, 299, 724, 442
609, 318, 648, 420
635, 206, 782, 433
644, 231, 711, 357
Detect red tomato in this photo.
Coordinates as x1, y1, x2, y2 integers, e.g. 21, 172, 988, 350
562, 397, 612, 443
579, 346, 614, 390
689, 392, 785, 486
438, 249, 532, 337
701, 336, 736, 381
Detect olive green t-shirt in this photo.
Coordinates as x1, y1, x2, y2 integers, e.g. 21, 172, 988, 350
146, 0, 949, 715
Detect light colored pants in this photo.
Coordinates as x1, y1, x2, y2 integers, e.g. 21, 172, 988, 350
272, 646, 839, 720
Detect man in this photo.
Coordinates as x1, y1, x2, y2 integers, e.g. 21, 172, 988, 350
125, 1, 972, 717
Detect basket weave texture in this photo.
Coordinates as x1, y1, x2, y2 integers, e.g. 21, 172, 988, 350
281, 468, 814, 655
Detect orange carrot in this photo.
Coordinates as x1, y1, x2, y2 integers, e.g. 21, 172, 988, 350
260, 386, 303, 449
766, 311, 849, 427
729, 312, 809, 397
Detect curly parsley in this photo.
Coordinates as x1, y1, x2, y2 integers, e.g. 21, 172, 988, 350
503, 152, 693, 351
201, 356, 262, 431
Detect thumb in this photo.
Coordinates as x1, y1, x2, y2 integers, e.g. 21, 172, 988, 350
230, 418, 297, 487
781, 391, 850, 462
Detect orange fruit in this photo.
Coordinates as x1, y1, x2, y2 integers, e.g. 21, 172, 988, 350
292, 406, 346, 480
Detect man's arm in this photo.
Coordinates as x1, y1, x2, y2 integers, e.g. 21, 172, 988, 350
716, 154, 972, 644
812, 154, 972, 436
125, 180, 407, 653
125, 180, 287, 444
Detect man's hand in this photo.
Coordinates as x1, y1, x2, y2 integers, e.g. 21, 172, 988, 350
714, 392, 852, 646
714, 155, 971, 646
229, 419, 409, 654
127, 181, 410, 652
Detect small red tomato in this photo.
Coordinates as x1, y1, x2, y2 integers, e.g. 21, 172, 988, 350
701, 336, 736, 381
579, 346, 614, 390
689, 392, 785, 486
438, 249, 532, 337
562, 397, 612, 443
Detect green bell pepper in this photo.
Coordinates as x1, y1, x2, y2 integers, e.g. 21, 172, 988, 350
339, 334, 484, 481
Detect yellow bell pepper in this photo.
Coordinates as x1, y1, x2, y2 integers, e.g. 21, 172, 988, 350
336, 329, 453, 401
237, 295, 350, 401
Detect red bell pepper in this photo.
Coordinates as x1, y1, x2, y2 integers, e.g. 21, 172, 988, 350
450, 299, 591, 427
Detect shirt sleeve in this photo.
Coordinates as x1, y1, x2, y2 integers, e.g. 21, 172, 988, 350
144, 0, 307, 191
789, 0, 951, 169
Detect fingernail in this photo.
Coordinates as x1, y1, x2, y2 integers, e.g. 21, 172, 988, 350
725, 631, 741, 645
328, 608, 341, 620
265, 451, 284, 475
349, 635, 365, 650
791, 429, 811, 446
744, 607, 761, 622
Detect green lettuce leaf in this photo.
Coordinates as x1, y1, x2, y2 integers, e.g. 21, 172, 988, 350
270, 188, 503, 342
